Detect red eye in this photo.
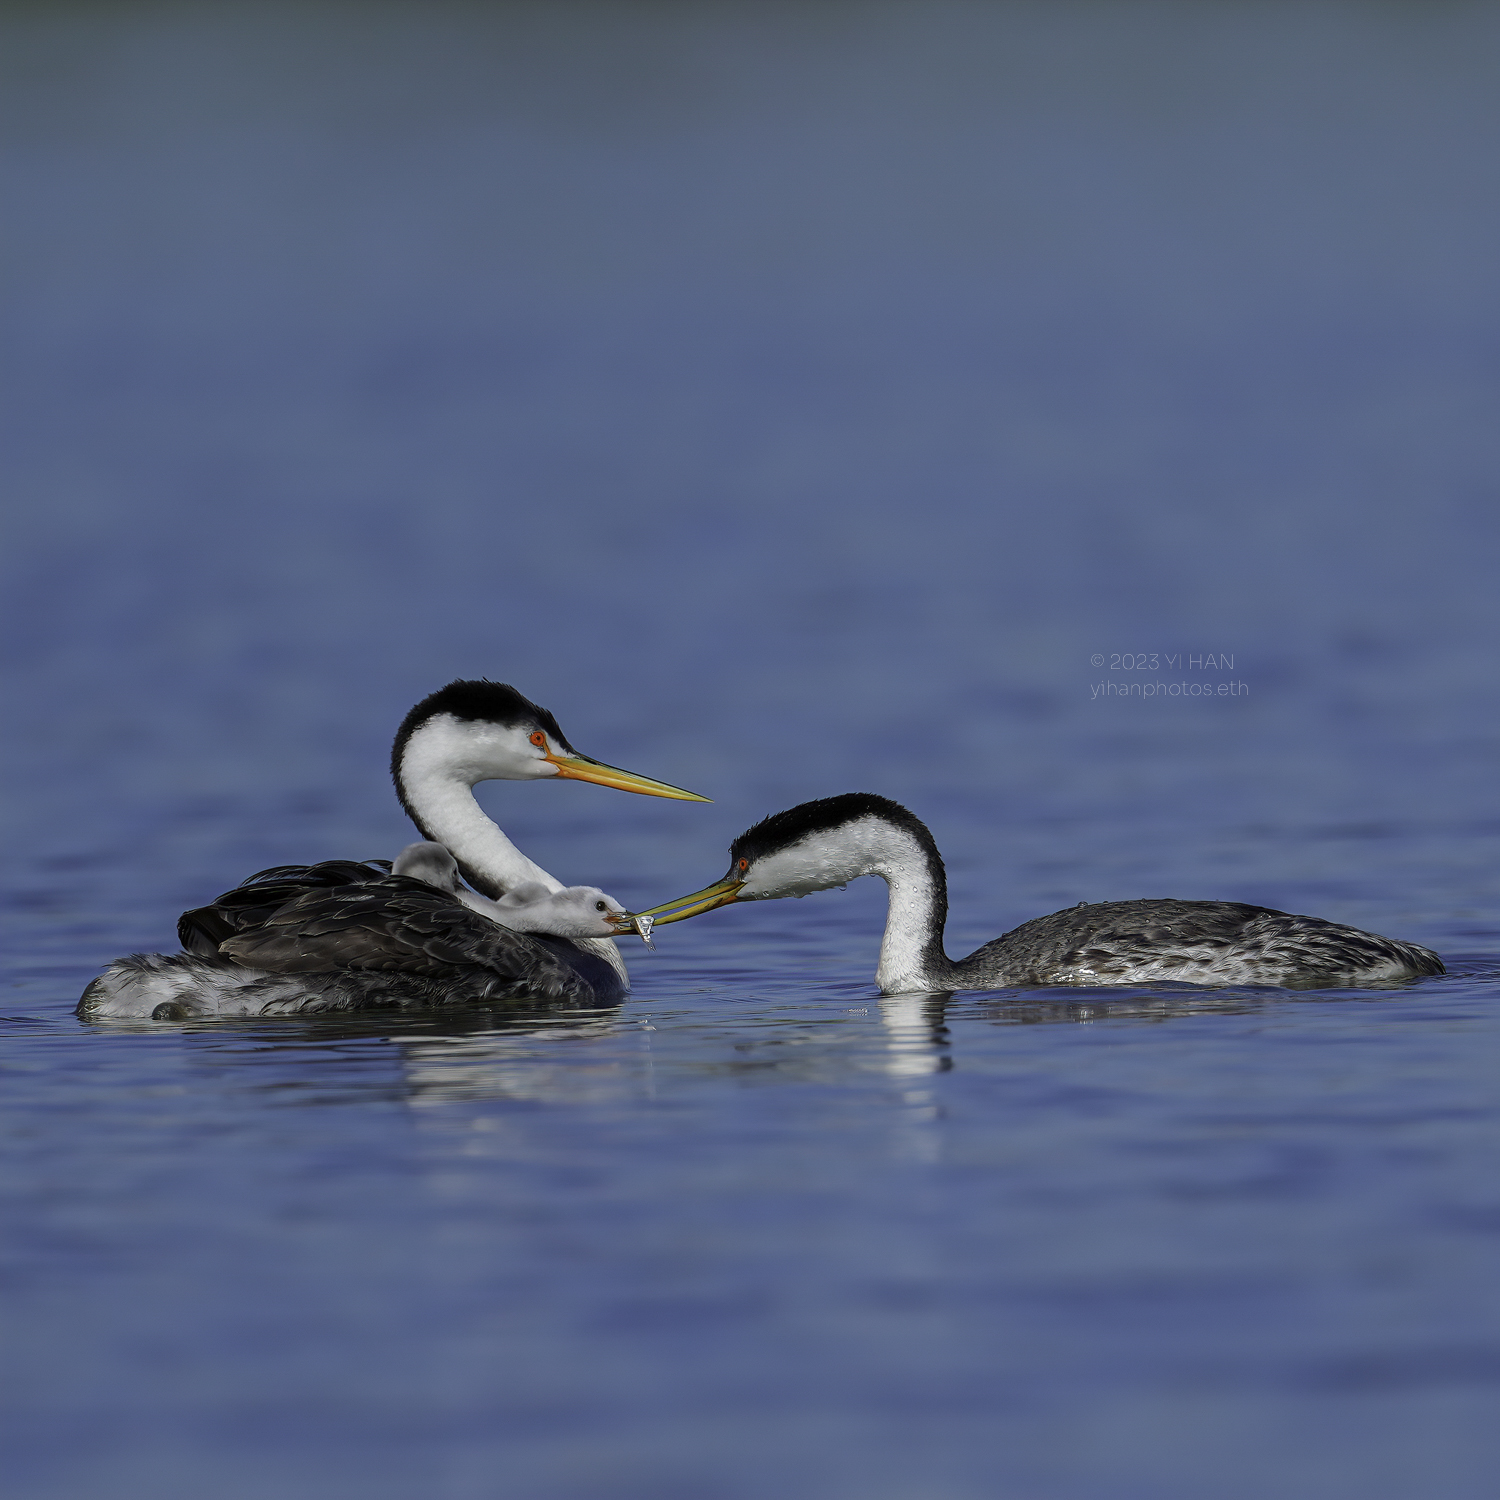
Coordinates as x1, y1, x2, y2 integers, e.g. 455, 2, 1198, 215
738, 858, 749, 873
530, 731, 546, 747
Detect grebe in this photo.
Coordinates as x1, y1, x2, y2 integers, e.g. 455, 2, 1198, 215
77, 681, 702, 1020
387, 840, 653, 944
637, 793, 1444, 993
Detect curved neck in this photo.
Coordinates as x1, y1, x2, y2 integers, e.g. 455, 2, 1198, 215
395, 745, 561, 902
866, 821, 955, 994
391, 725, 628, 985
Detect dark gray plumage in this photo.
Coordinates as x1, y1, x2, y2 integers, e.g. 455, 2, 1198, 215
211, 868, 602, 998
952, 895, 1444, 989
81, 948, 604, 1022
77, 859, 620, 1020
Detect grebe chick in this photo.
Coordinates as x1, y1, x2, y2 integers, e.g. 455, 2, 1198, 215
391, 842, 651, 944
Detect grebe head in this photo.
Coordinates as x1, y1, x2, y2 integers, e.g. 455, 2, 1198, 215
636, 793, 936, 923
391, 680, 709, 799
391, 840, 466, 891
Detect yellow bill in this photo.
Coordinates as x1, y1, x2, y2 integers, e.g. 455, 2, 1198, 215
547, 751, 711, 802
629, 876, 745, 926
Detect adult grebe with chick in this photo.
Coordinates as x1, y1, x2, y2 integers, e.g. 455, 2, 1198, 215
78, 681, 701, 1020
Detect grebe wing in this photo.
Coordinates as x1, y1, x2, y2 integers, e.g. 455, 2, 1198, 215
178, 860, 394, 955
214, 877, 591, 996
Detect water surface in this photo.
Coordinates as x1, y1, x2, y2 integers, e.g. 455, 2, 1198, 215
4, 4, 1500, 1497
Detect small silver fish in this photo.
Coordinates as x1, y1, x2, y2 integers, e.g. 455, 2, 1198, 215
633, 913, 655, 950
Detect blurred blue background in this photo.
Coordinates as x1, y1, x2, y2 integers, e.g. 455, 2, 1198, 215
4, 0, 1497, 898
3, 4, 1500, 1498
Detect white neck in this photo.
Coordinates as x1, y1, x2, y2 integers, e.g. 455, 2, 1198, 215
396, 721, 563, 898
872, 833, 950, 994
406, 770, 563, 898
744, 815, 950, 994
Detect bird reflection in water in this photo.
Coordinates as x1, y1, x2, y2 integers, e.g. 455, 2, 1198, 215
878, 993, 952, 1078
95, 983, 1409, 1129
879, 994, 951, 1164
395, 1009, 636, 1109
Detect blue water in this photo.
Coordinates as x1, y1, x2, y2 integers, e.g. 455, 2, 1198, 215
4, 4, 1500, 1496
